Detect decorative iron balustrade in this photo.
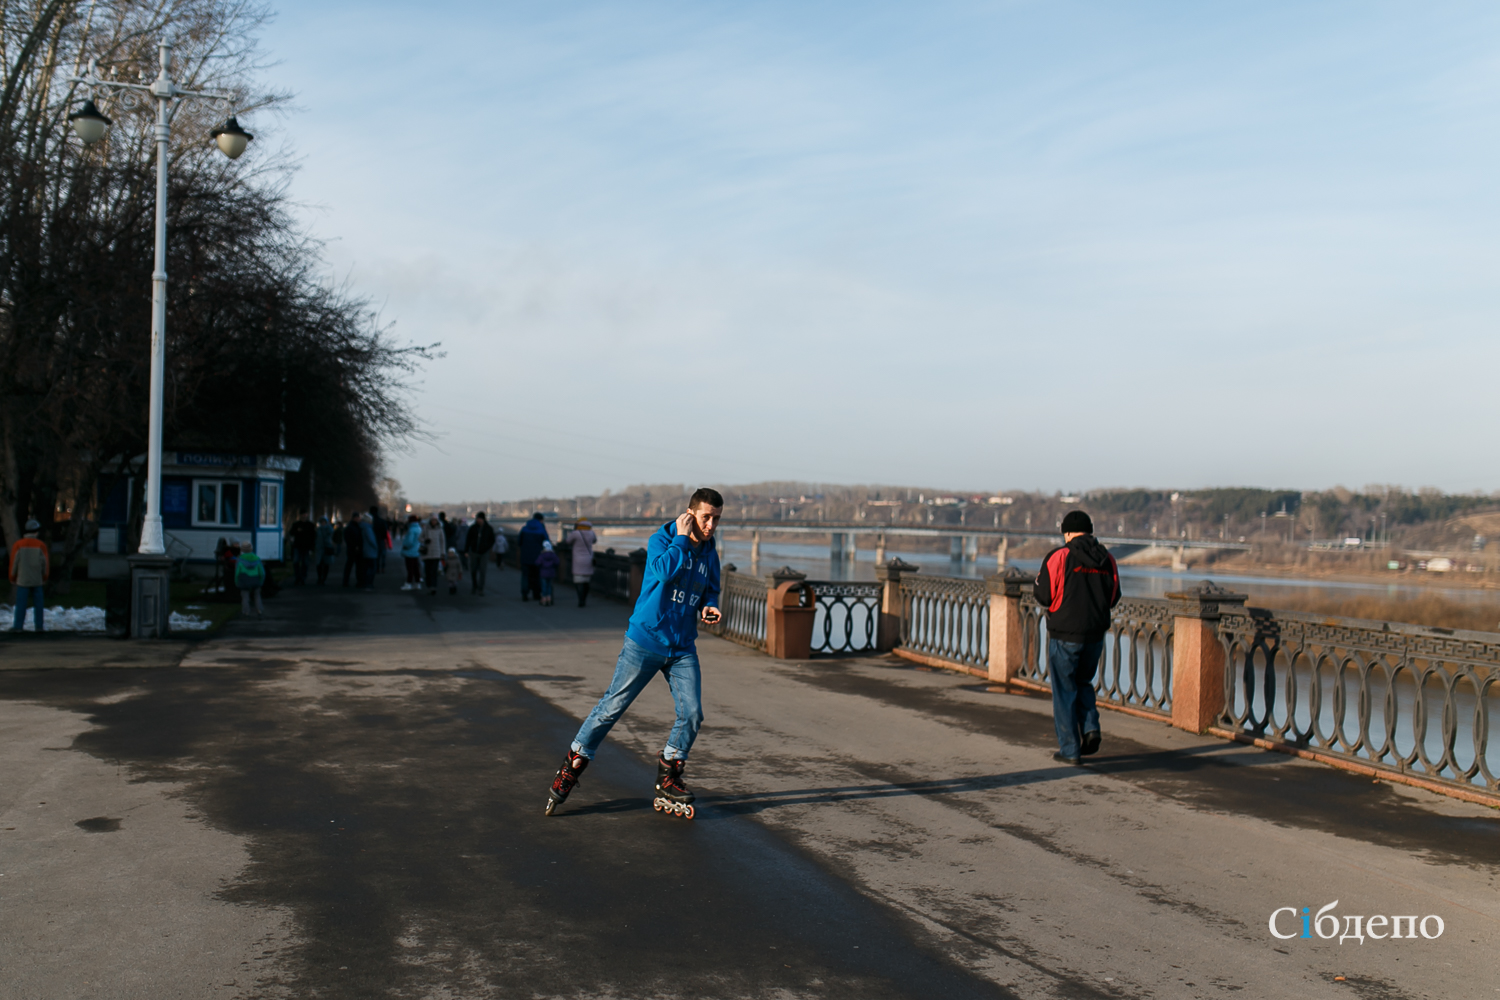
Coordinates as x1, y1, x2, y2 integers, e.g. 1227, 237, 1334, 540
707, 570, 767, 651
1216, 609, 1500, 794
900, 575, 989, 670
806, 581, 882, 655
1014, 592, 1175, 717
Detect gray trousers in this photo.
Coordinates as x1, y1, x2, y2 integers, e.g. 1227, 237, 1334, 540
469, 552, 489, 592
241, 586, 263, 616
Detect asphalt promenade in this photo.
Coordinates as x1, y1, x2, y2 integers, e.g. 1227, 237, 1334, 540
0, 566, 1495, 999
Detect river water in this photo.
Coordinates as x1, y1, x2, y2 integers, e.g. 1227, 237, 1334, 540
591, 533, 1500, 609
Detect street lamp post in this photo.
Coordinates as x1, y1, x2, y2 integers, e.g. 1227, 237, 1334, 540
69, 41, 252, 557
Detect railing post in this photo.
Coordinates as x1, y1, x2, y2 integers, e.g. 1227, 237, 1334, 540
627, 547, 647, 603
765, 567, 813, 659
986, 567, 1030, 684
1167, 581, 1247, 733
874, 558, 918, 651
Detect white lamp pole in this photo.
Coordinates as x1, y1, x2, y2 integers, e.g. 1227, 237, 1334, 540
69, 41, 252, 555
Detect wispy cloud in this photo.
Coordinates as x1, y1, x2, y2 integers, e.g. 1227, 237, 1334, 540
262, 1, 1500, 498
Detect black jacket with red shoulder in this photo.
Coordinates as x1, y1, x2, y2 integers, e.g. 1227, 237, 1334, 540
1033, 535, 1121, 642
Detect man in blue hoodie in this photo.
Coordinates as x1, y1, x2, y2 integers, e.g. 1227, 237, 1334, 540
546, 488, 724, 819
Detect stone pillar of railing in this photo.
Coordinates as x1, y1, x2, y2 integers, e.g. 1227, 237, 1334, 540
986, 567, 1032, 685
627, 547, 647, 603
764, 567, 814, 659
1166, 581, 1247, 733
874, 558, 918, 651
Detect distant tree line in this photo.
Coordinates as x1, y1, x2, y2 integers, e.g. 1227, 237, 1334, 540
465, 482, 1500, 545
0, 0, 433, 575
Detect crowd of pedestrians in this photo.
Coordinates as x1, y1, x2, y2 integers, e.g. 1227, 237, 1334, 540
4, 503, 589, 635
283, 507, 592, 609
269, 507, 602, 612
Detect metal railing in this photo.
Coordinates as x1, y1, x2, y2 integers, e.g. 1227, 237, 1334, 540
900, 574, 989, 671
1216, 609, 1500, 794
591, 548, 638, 602
707, 570, 767, 651
1017, 593, 1174, 717
807, 581, 882, 655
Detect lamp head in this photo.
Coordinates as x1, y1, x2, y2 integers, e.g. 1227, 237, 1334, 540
210, 115, 253, 159
68, 98, 112, 144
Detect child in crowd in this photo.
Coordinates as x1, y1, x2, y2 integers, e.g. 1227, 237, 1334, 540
537, 540, 560, 606
444, 548, 463, 596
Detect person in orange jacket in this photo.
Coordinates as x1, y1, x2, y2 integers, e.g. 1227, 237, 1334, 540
8, 519, 50, 632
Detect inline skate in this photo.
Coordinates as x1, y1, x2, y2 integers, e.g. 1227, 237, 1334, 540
652, 757, 696, 820
545, 751, 589, 816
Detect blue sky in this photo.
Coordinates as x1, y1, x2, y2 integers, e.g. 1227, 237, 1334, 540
256, 2, 1500, 500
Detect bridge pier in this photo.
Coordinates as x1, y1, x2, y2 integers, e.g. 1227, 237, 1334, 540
996, 537, 1008, 569
874, 532, 886, 565
750, 531, 760, 571
1172, 545, 1186, 573
949, 536, 963, 561
963, 535, 978, 562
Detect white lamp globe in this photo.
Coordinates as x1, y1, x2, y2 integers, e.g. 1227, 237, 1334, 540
210, 116, 253, 159
68, 99, 112, 144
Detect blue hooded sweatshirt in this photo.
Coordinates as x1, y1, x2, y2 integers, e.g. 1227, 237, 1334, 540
626, 521, 721, 657
518, 517, 550, 565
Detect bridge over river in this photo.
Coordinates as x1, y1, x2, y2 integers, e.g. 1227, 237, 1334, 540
0, 567, 1491, 998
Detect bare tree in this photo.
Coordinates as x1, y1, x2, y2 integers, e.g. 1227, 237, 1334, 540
0, 0, 434, 583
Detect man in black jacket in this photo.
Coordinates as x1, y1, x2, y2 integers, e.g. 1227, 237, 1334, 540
341, 512, 365, 587
465, 512, 497, 596
288, 511, 317, 585
1033, 510, 1120, 765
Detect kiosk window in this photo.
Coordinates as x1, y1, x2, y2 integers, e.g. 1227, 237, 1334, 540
258, 483, 281, 528
194, 481, 241, 526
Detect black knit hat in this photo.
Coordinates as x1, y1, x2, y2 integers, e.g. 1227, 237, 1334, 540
1061, 510, 1093, 534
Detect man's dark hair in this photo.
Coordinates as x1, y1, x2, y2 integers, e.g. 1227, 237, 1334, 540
532, 512, 544, 520
690, 487, 724, 509
475, 512, 486, 520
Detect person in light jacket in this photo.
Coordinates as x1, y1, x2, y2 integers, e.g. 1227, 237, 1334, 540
567, 520, 598, 608
444, 547, 464, 595
400, 515, 423, 590
419, 514, 447, 596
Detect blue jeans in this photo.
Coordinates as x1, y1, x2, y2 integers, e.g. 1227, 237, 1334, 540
572, 636, 704, 761
11, 586, 43, 631
1048, 637, 1103, 758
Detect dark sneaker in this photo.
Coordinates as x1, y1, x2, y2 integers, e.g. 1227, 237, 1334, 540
1053, 751, 1082, 765
1080, 731, 1102, 756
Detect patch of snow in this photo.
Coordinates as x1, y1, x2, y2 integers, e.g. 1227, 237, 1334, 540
2, 604, 105, 631
168, 611, 213, 631
1, 605, 213, 632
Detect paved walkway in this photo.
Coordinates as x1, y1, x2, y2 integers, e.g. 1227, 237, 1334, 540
0, 568, 1495, 999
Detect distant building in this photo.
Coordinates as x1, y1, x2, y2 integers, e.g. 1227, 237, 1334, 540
96, 452, 301, 564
